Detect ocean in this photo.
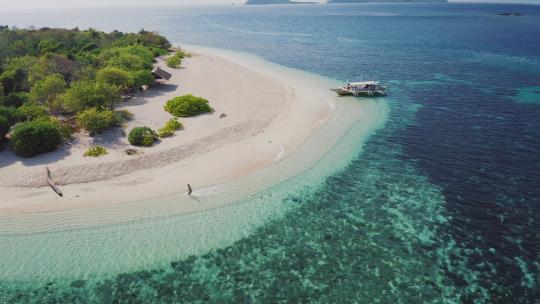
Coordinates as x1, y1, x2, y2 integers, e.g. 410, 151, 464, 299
0, 2, 539, 303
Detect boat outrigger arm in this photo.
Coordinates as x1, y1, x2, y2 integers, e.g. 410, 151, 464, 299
331, 81, 387, 97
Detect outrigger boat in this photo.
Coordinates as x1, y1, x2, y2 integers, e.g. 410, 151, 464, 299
331, 81, 387, 97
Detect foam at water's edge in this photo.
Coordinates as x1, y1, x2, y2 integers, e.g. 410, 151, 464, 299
0, 47, 389, 282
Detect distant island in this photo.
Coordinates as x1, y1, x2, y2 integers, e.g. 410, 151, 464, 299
246, 0, 447, 4
246, 0, 315, 4
498, 12, 523, 16
327, 0, 447, 3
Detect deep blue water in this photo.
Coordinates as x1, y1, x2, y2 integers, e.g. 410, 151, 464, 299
1, 3, 539, 303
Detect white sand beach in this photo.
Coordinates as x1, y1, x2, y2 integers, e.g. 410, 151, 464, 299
0, 48, 339, 215
0, 48, 388, 280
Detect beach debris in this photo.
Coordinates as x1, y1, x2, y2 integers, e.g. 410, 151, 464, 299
125, 149, 140, 156
187, 184, 193, 196
219, 113, 227, 119
46, 167, 63, 197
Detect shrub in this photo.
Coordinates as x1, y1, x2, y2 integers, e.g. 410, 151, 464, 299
0, 106, 19, 140
59, 81, 120, 113
5, 92, 29, 108
158, 118, 183, 138
29, 74, 66, 112
96, 67, 134, 92
128, 126, 158, 147
114, 109, 134, 124
132, 70, 154, 89
84, 146, 108, 157
10, 120, 63, 157
16, 102, 48, 121
165, 50, 191, 69
166, 52, 182, 69
76, 107, 116, 135
157, 128, 174, 138
49, 117, 73, 140
107, 53, 151, 71
164, 94, 212, 117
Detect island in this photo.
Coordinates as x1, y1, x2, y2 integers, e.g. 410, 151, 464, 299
247, 0, 447, 4
0, 26, 357, 216
246, 0, 316, 4
328, 0, 447, 3
498, 12, 523, 16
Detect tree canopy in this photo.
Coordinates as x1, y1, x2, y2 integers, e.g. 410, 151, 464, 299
0, 26, 171, 156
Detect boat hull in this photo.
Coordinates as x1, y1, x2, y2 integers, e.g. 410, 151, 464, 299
331, 88, 387, 97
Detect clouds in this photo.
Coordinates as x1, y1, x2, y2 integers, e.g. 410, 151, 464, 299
0, 0, 244, 11
0, 0, 535, 11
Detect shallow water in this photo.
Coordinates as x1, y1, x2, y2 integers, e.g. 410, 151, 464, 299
1, 2, 539, 302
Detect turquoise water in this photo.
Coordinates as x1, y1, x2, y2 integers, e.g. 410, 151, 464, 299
1, 3, 540, 303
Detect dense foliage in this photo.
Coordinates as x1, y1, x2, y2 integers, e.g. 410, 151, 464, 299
9, 120, 63, 157
15, 102, 48, 121
59, 81, 120, 113
0, 26, 171, 156
164, 94, 212, 117
158, 118, 183, 138
84, 145, 108, 157
166, 50, 189, 69
0, 106, 18, 140
165, 54, 182, 69
76, 107, 116, 135
128, 126, 158, 147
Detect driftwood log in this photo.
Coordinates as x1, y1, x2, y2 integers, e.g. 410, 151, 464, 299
46, 167, 63, 197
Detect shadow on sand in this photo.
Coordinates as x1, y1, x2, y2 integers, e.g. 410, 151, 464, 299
123, 84, 179, 107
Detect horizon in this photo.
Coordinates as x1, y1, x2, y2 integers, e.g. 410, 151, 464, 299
0, 0, 538, 12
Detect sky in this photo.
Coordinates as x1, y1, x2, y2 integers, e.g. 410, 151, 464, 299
0, 0, 536, 11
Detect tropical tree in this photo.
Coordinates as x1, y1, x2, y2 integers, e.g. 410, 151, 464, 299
96, 67, 133, 92
29, 74, 66, 112
59, 81, 120, 113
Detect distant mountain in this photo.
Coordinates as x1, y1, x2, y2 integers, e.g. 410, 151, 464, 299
328, 0, 447, 3
245, 0, 316, 4
246, 0, 447, 5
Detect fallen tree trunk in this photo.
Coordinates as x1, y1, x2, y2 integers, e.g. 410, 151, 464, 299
46, 167, 63, 197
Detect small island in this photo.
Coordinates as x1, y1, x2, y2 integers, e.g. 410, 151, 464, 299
498, 12, 523, 16
246, 0, 315, 4
0, 25, 338, 214
327, 0, 447, 3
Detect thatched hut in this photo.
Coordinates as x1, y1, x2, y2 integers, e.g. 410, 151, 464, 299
152, 67, 172, 84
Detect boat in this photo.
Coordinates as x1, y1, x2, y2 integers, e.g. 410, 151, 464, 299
331, 81, 387, 97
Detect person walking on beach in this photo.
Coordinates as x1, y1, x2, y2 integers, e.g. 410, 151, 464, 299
187, 184, 193, 196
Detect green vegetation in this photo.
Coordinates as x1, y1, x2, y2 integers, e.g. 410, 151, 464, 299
0, 27, 171, 156
10, 120, 63, 157
76, 107, 116, 136
128, 126, 158, 147
0, 106, 18, 140
166, 51, 186, 69
29, 74, 66, 112
164, 94, 212, 117
96, 67, 133, 93
132, 70, 154, 89
15, 102, 48, 121
166, 56, 181, 69
114, 109, 134, 124
83, 146, 108, 157
158, 118, 183, 138
59, 81, 120, 113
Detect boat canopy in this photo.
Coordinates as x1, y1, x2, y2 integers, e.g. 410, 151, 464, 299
348, 81, 379, 86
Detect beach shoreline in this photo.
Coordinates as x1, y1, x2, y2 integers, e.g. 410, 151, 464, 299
0, 48, 338, 216
0, 47, 388, 281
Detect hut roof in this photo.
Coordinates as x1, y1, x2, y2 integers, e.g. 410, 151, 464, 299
152, 67, 172, 81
